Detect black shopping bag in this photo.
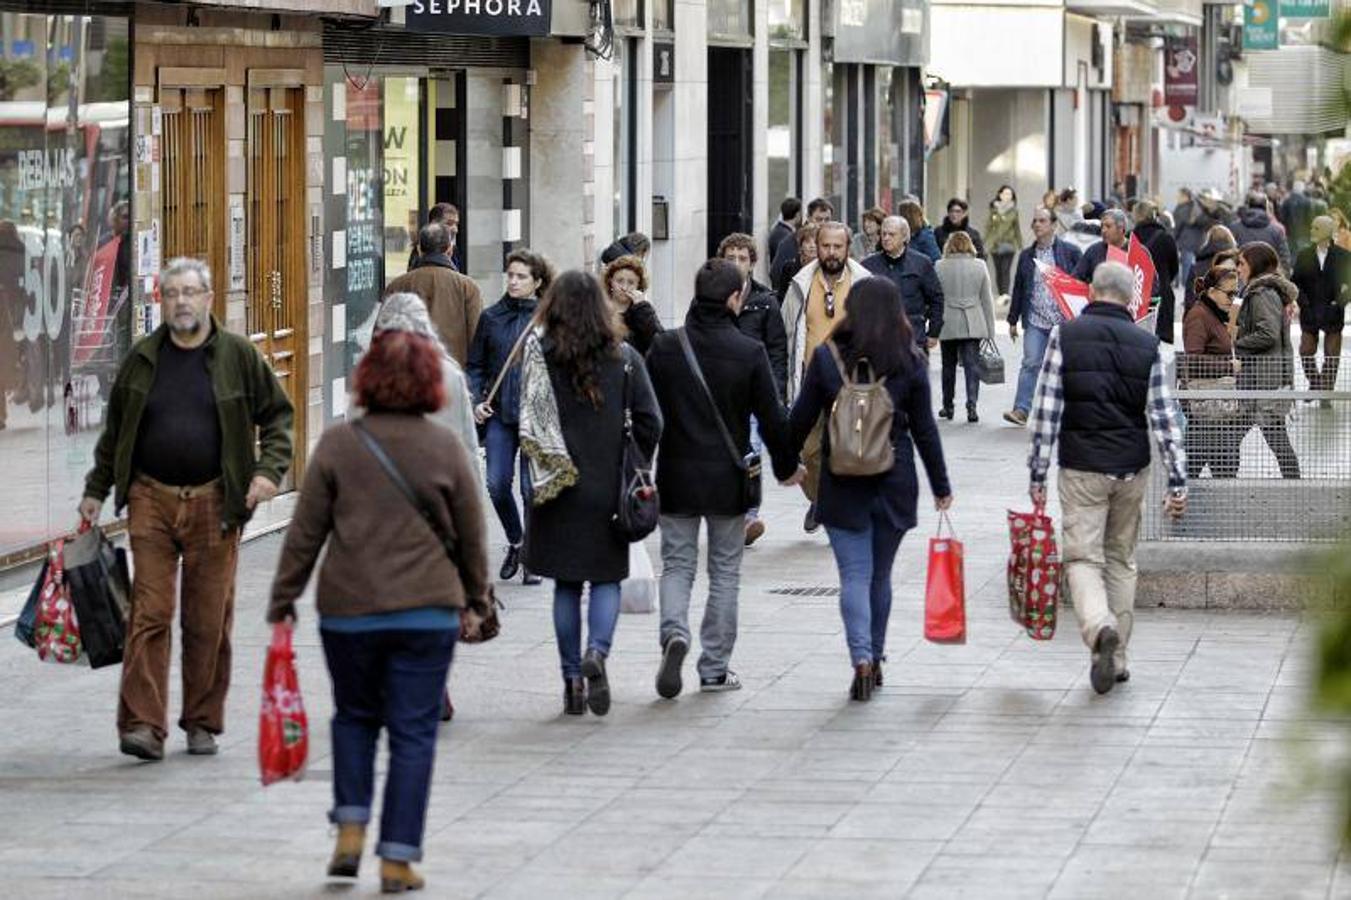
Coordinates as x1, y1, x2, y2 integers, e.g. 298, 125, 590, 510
977, 339, 1005, 385
13, 557, 47, 649
64, 526, 130, 669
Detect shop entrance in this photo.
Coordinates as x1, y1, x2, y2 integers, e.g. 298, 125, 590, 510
706, 47, 753, 257
246, 79, 307, 480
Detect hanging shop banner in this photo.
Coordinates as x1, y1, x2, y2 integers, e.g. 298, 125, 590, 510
1279, 0, 1329, 17
1164, 36, 1199, 107
1243, 0, 1278, 50
405, 0, 551, 36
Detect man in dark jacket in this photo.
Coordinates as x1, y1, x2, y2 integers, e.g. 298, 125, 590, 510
1279, 181, 1315, 255
407, 202, 462, 272
861, 216, 944, 350
767, 196, 802, 263
1027, 261, 1186, 695
645, 259, 802, 698
1131, 201, 1180, 344
771, 197, 833, 298
81, 258, 293, 761
1230, 191, 1292, 271
1004, 206, 1082, 425
1293, 215, 1351, 394
933, 197, 986, 259
384, 223, 483, 365
719, 232, 790, 545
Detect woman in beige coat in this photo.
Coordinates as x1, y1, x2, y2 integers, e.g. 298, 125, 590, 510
935, 231, 997, 422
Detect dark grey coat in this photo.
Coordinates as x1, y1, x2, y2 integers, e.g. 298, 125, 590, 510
523, 342, 662, 583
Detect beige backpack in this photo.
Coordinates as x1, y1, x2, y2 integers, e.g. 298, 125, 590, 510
826, 340, 895, 477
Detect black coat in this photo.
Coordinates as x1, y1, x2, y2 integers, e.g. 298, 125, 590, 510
646, 300, 798, 517
1133, 220, 1179, 344
621, 301, 664, 356
736, 279, 789, 398
788, 344, 950, 532
1293, 243, 1351, 334
466, 295, 538, 426
767, 220, 794, 263
524, 342, 662, 583
861, 249, 945, 344
770, 235, 802, 300
933, 220, 986, 259
1230, 207, 1291, 271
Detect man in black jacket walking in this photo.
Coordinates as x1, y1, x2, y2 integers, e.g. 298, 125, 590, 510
645, 260, 803, 697
861, 216, 944, 350
1131, 201, 1179, 344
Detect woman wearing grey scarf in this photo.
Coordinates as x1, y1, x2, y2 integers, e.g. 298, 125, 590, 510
373, 293, 482, 490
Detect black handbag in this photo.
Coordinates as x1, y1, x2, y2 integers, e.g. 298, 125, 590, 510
977, 339, 1005, 385
13, 556, 46, 649
352, 419, 501, 643
63, 526, 130, 669
676, 328, 762, 511
614, 360, 660, 542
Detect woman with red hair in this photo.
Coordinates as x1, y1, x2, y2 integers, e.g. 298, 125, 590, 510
268, 329, 491, 892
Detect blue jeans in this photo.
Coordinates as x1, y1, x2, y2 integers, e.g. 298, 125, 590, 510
321, 627, 457, 862
484, 417, 531, 544
553, 581, 621, 678
825, 503, 906, 666
1014, 323, 1052, 415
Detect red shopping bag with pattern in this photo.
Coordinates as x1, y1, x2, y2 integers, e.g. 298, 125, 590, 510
33, 539, 84, 664
924, 513, 966, 643
1007, 505, 1061, 640
259, 623, 308, 785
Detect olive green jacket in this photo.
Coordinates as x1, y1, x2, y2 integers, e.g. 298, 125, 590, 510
83, 317, 294, 528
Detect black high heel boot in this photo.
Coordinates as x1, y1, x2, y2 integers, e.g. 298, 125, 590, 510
849, 663, 875, 702
564, 677, 586, 715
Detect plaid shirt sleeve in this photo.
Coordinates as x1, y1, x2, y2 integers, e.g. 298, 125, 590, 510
1027, 327, 1064, 486
1147, 349, 1188, 491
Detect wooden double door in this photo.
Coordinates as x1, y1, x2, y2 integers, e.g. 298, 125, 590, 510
159, 74, 308, 480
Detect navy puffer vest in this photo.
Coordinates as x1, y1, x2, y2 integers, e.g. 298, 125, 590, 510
1058, 302, 1159, 477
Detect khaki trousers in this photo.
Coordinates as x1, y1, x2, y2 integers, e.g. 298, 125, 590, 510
1059, 467, 1147, 670
118, 477, 241, 740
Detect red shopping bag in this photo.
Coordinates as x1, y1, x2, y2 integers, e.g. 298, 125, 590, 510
1007, 505, 1061, 640
259, 623, 308, 786
34, 539, 83, 664
924, 512, 966, 644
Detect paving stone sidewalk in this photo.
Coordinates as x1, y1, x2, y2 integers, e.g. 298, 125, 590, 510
1, 343, 1348, 898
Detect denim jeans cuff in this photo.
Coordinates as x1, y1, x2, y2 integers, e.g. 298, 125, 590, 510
377, 840, 423, 862
329, 806, 371, 825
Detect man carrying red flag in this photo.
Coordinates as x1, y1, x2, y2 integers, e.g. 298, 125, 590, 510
1073, 208, 1168, 341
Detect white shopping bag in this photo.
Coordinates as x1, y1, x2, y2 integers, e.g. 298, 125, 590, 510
621, 542, 657, 614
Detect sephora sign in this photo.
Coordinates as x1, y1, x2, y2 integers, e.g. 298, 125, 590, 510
405, 0, 551, 36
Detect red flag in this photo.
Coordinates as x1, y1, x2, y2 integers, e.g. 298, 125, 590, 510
1034, 259, 1090, 321
1127, 234, 1155, 322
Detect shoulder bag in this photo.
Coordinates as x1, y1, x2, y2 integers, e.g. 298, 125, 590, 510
351, 419, 501, 643
676, 328, 762, 510
614, 359, 660, 542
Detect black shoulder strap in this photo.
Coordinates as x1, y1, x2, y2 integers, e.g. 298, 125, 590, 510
675, 328, 744, 470
352, 419, 459, 567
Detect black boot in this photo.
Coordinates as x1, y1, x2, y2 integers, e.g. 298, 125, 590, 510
499, 544, 522, 581
581, 649, 611, 716
967, 403, 979, 423
563, 677, 586, 715
939, 405, 954, 420
849, 663, 875, 702
522, 569, 542, 586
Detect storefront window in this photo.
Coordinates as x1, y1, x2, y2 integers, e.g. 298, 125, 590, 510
707, 0, 753, 40
768, 0, 806, 41
653, 0, 674, 32
382, 77, 420, 281
877, 68, 896, 213
767, 49, 800, 221
613, 0, 644, 29
0, 12, 132, 559
612, 39, 637, 237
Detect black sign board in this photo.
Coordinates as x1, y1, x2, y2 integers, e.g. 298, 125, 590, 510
406, 0, 551, 37
654, 41, 674, 83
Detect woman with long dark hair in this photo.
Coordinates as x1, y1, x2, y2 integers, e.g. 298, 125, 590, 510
1234, 242, 1301, 479
521, 270, 663, 715
787, 278, 953, 701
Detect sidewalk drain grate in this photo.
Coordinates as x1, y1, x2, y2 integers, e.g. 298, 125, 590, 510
769, 586, 840, 597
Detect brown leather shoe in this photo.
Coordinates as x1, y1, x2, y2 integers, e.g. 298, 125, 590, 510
380, 860, 425, 893
327, 823, 365, 878
849, 663, 874, 702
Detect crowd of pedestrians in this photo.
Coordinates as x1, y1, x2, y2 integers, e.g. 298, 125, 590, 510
71, 172, 1349, 891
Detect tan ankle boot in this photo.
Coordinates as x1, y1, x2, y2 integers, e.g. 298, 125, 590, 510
327, 823, 365, 878
380, 859, 426, 893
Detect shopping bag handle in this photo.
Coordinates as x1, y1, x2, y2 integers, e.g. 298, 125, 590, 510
936, 510, 957, 537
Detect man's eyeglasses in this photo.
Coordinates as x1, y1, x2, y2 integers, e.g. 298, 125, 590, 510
163, 287, 208, 301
